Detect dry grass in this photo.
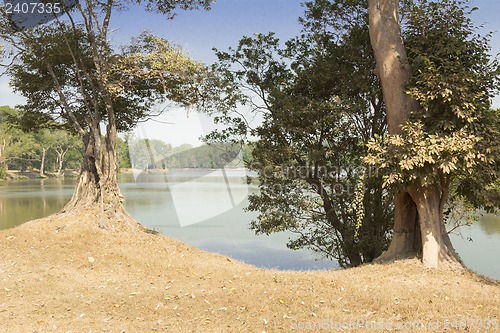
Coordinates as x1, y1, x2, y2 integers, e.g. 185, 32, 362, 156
0, 209, 498, 332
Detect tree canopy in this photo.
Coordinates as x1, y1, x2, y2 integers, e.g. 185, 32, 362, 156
0, 0, 213, 218
366, 0, 499, 217
367, 0, 499, 267
207, 0, 392, 267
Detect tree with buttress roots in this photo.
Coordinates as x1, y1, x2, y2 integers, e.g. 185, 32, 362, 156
367, 0, 499, 268
1, 0, 212, 225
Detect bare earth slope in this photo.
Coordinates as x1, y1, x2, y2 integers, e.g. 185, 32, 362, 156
0, 209, 499, 332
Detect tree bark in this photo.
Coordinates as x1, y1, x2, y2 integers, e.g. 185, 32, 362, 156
409, 186, 460, 268
368, 0, 419, 135
377, 192, 420, 260
39, 147, 46, 178
368, 0, 421, 261
62, 125, 126, 224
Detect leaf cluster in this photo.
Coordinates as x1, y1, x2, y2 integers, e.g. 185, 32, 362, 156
404, 0, 498, 133
365, 0, 499, 212
365, 121, 487, 188
5, 24, 208, 134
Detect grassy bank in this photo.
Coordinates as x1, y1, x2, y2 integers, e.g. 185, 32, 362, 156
0, 209, 498, 332
1, 170, 79, 181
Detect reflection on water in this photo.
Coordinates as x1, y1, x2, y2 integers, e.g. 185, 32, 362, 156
1, 171, 499, 277
0, 179, 75, 230
449, 214, 500, 280
0, 171, 336, 271
128, 169, 251, 227
477, 215, 500, 236
121, 170, 336, 270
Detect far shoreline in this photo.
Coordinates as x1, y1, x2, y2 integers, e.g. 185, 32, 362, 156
1, 167, 252, 182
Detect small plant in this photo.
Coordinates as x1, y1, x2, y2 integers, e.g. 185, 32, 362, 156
0, 168, 6, 180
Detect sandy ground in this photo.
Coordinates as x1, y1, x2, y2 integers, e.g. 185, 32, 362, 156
0, 209, 499, 332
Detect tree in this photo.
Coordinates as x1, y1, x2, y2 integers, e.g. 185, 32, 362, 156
1, 0, 211, 222
128, 137, 172, 170
0, 106, 15, 175
33, 129, 59, 177
51, 131, 82, 176
0, 106, 17, 177
117, 136, 131, 170
208, 0, 393, 267
0, 106, 37, 176
367, 0, 499, 268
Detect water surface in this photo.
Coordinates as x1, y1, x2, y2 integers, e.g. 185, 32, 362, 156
1, 171, 499, 278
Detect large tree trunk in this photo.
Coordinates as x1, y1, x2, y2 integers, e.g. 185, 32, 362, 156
377, 192, 421, 260
62, 124, 127, 225
368, 0, 418, 134
368, 0, 460, 268
368, 0, 421, 260
409, 186, 460, 268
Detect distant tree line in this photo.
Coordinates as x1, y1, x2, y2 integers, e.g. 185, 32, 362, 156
125, 135, 253, 170
1, 106, 252, 179
0, 106, 81, 178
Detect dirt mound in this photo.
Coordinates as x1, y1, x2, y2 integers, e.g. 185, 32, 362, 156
1, 209, 499, 332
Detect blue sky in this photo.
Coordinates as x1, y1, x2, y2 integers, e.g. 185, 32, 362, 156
110, 0, 304, 63
2, 0, 500, 146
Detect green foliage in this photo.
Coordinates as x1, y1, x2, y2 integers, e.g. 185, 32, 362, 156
404, 0, 498, 132
5, 26, 207, 135
456, 109, 500, 212
117, 137, 132, 169
143, 0, 212, 17
7, 26, 96, 132
128, 137, 173, 170
0, 105, 82, 175
366, 0, 499, 216
208, 0, 393, 267
110, 32, 208, 110
165, 143, 242, 169
54, 133, 232, 172
0, 106, 36, 173
127, 136, 243, 170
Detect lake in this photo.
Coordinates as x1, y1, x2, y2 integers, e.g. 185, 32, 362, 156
1, 169, 499, 279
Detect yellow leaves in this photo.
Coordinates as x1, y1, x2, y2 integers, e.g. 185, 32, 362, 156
389, 135, 404, 147
105, 34, 206, 99
441, 87, 453, 101
382, 174, 398, 188
399, 159, 413, 171
439, 161, 456, 175
365, 117, 491, 190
